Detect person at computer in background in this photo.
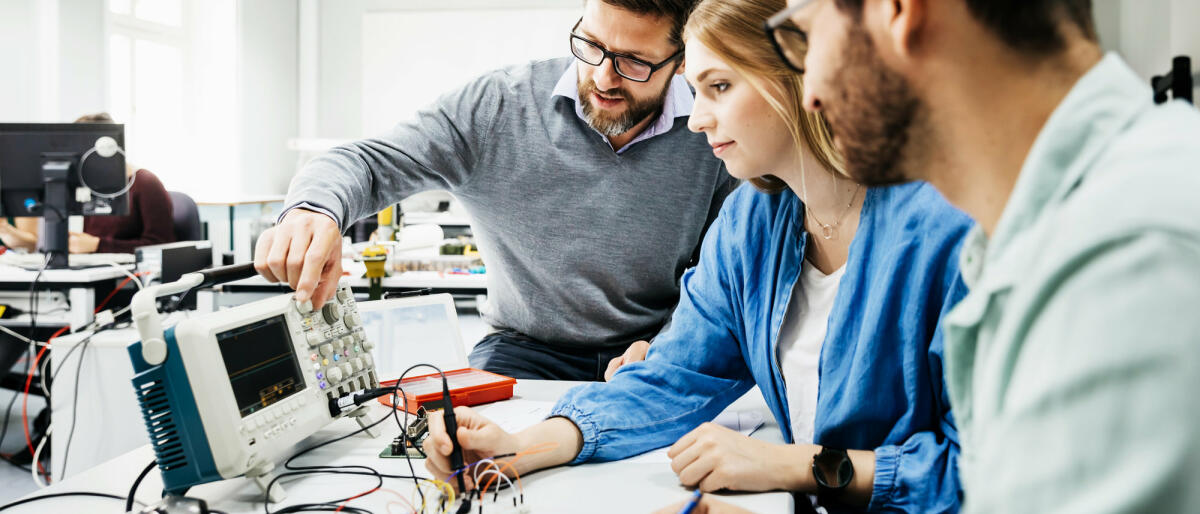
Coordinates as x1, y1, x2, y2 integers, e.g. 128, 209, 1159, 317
0, 113, 176, 255
253, 0, 739, 381
774, 0, 1200, 511
423, 0, 972, 510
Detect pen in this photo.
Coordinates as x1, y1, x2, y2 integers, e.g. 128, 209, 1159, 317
678, 489, 703, 514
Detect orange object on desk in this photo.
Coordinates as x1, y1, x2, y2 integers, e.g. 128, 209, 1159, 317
377, 367, 516, 413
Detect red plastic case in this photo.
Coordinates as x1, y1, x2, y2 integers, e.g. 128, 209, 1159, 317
377, 367, 516, 413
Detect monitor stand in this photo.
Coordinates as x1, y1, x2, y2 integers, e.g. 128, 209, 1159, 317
40, 157, 73, 270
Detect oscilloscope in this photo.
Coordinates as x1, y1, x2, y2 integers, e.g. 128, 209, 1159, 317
128, 264, 381, 501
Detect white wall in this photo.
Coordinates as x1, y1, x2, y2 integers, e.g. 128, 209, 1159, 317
311, 0, 580, 140
0, 0, 42, 121
1095, 0, 1200, 101
0, 0, 105, 122
57, 0, 107, 120
360, 7, 580, 135
236, 0, 299, 196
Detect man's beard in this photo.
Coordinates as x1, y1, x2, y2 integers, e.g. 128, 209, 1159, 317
578, 76, 671, 137
824, 23, 923, 186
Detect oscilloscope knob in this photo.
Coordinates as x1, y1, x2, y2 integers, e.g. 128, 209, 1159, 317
321, 302, 342, 324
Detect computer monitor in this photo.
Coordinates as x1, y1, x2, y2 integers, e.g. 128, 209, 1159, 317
0, 123, 131, 268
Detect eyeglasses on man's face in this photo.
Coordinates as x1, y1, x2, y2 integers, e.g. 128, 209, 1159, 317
764, 0, 817, 74
569, 18, 684, 83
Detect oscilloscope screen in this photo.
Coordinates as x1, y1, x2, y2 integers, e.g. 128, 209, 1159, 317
217, 315, 306, 417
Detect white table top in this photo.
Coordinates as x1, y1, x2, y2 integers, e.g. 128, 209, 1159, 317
0, 264, 133, 284
16, 380, 792, 513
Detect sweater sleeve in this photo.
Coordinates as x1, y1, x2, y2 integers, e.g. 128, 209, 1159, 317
95, 170, 176, 253
280, 70, 505, 229
550, 211, 756, 463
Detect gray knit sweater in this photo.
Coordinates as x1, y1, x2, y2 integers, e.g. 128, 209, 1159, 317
284, 57, 737, 348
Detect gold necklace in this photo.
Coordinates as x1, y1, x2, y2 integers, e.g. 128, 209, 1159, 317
799, 157, 862, 240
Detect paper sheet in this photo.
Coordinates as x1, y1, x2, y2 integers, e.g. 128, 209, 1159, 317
473, 399, 555, 433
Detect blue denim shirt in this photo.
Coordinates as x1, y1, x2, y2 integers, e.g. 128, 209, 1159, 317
551, 182, 972, 512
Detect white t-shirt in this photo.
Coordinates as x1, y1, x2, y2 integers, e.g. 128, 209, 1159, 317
777, 259, 845, 444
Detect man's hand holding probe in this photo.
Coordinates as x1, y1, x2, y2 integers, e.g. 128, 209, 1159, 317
253, 208, 344, 308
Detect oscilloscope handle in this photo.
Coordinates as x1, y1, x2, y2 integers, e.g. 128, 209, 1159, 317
195, 262, 259, 289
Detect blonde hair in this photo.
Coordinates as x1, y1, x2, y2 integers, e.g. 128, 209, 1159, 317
683, 0, 843, 193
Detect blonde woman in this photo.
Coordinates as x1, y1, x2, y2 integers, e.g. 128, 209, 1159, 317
424, 0, 970, 511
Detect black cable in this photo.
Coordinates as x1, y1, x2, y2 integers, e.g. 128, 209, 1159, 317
263, 467, 384, 514
275, 364, 455, 513
268, 382, 424, 514
0, 258, 49, 471
58, 333, 92, 479
0, 491, 133, 512
127, 459, 157, 512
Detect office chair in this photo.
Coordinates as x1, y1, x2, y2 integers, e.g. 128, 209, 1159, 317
169, 191, 203, 242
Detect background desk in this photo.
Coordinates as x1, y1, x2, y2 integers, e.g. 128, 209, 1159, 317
194, 196, 286, 263
21, 380, 792, 513
0, 265, 135, 399
201, 271, 488, 312
0, 265, 133, 330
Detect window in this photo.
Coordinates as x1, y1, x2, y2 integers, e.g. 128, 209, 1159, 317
106, 0, 235, 196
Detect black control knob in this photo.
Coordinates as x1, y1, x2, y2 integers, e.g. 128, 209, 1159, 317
322, 302, 342, 324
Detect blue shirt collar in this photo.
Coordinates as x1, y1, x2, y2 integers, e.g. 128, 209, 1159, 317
552, 59, 694, 153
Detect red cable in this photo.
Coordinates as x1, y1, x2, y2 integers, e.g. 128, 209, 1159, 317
94, 271, 149, 313
20, 269, 147, 483
334, 484, 382, 512
23, 325, 67, 482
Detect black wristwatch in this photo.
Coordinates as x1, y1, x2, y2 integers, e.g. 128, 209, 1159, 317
812, 446, 854, 497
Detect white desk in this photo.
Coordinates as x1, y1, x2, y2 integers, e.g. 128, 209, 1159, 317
0, 264, 134, 330
22, 380, 792, 513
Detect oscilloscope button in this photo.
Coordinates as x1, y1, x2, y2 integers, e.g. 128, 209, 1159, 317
327, 367, 343, 383
306, 331, 323, 346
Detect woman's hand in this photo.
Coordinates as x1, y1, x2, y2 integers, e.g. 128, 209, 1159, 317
668, 422, 816, 493
423, 406, 522, 492
604, 340, 651, 381
68, 231, 100, 254
423, 407, 584, 493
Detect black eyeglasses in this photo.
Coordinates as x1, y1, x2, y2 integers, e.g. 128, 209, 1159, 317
764, 0, 817, 74
569, 19, 684, 83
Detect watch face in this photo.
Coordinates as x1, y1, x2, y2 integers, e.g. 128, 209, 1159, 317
813, 447, 854, 490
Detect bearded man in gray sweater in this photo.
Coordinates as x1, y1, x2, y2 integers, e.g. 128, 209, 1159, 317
254, 0, 736, 381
